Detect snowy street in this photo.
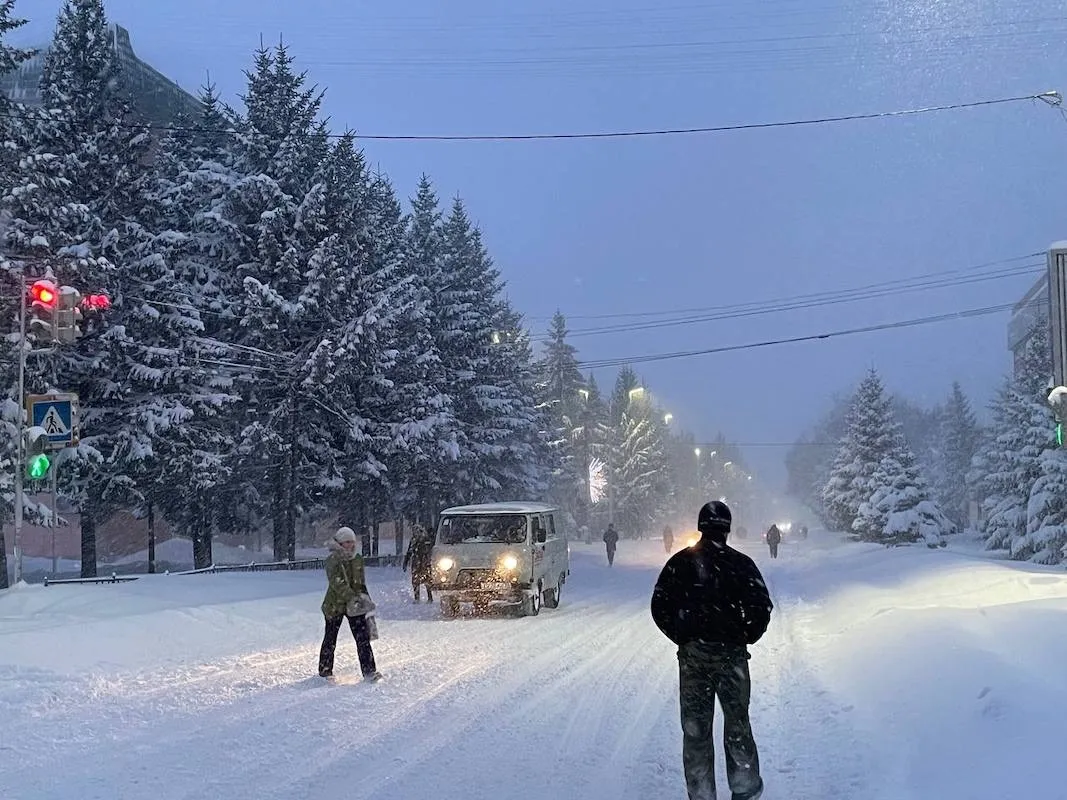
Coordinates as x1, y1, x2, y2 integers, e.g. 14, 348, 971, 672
3, 534, 1067, 800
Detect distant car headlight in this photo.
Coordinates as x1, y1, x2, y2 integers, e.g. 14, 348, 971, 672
437, 557, 455, 571
501, 555, 518, 571
686, 535, 700, 548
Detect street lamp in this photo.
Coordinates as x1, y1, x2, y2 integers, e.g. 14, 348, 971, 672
663, 412, 673, 425
694, 447, 701, 458
628, 386, 645, 402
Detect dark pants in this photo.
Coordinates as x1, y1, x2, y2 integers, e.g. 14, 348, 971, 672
411, 567, 433, 601
319, 614, 377, 677
768, 542, 779, 558
606, 544, 616, 566
678, 641, 763, 800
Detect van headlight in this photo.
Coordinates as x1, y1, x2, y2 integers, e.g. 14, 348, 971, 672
500, 555, 518, 571
437, 557, 455, 571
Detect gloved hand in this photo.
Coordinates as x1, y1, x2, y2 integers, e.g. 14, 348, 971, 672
346, 593, 376, 617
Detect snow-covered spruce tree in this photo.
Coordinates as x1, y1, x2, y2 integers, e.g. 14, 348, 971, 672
821, 369, 898, 535
573, 372, 611, 536
432, 196, 548, 501
208, 43, 344, 560
933, 381, 979, 531
976, 382, 1038, 551
120, 84, 243, 569
973, 322, 1053, 557
487, 300, 552, 500
607, 367, 670, 537
534, 311, 587, 526
364, 169, 459, 528
0, 0, 37, 586
21, 0, 154, 577
1021, 446, 1067, 564
853, 423, 953, 547
403, 176, 466, 514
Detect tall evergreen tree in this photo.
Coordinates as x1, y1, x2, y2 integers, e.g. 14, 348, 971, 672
821, 369, 898, 533
368, 170, 458, 527
21, 0, 154, 577
535, 311, 586, 525
971, 322, 1052, 557
607, 367, 670, 537
933, 382, 979, 531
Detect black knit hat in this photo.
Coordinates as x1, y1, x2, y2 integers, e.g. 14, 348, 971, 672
697, 501, 732, 535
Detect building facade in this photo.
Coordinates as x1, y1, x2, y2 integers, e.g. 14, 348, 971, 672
0, 23, 201, 125
1008, 274, 1049, 379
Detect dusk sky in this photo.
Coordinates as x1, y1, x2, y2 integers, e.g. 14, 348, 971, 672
14, 0, 1067, 489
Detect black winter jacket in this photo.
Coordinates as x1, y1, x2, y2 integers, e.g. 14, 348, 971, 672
650, 537, 773, 647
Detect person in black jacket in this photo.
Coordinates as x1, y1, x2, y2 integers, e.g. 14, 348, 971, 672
765, 524, 782, 559
651, 500, 773, 800
402, 523, 435, 603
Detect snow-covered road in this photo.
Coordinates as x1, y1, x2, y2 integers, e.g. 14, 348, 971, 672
3, 534, 1066, 799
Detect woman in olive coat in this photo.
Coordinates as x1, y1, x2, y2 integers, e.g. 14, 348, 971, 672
318, 527, 381, 681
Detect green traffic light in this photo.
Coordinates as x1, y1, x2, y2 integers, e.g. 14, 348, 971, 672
26, 453, 50, 480
1058, 423, 1064, 448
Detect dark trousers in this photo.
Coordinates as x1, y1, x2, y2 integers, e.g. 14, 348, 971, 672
678, 642, 763, 800
319, 614, 377, 677
768, 542, 779, 558
606, 544, 616, 566
411, 568, 433, 601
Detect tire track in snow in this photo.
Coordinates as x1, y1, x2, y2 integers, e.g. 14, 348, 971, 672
278, 603, 636, 800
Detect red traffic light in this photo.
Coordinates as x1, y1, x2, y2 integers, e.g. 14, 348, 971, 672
30, 279, 57, 307
82, 293, 110, 311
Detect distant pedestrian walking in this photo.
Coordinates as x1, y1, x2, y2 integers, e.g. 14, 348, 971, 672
663, 525, 674, 553
765, 524, 781, 559
603, 524, 619, 566
651, 501, 773, 800
403, 523, 435, 603
318, 527, 382, 682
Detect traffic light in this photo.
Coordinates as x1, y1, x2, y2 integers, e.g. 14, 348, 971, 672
56, 285, 83, 343
22, 425, 51, 481
27, 279, 57, 342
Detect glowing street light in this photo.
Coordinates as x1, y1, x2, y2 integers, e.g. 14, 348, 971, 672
663, 412, 674, 425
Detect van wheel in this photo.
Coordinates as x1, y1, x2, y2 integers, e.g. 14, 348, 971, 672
523, 590, 541, 617
543, 578, 562, 609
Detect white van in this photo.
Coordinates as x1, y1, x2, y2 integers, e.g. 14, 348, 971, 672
431, 502, 570, 617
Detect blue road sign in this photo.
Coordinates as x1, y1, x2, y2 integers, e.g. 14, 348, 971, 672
28, 393, 77, 449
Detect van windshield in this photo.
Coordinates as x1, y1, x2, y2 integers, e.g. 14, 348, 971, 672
439, 515, 527, 545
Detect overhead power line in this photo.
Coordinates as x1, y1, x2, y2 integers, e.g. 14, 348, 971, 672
1, 90, 1058, 142
533, 258, 1042, 342
531, 253, 1042, 322
576, 300, 1015, 369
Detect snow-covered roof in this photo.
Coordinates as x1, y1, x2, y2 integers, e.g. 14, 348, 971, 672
440, 502, 557, 515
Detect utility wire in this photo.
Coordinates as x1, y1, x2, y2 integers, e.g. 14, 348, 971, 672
535, 261, 1042, 342
530, 252, 1042, 321
576, 300, 1016, 369
0, 91, 1058, 141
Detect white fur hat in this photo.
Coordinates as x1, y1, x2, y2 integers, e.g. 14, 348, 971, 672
334, 526, 357, 544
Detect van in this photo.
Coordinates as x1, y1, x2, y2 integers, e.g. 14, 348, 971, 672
431, 502, 570, 617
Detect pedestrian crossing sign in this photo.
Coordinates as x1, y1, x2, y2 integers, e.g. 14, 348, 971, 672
26, 393, 78, 450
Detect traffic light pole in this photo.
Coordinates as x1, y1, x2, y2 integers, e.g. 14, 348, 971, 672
12, 271, 26, 585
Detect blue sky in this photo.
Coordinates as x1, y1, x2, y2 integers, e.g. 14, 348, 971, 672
14, 0, 1067, 489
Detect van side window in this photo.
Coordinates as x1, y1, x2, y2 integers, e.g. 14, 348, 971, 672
546, 514, 556, 538
532, 516, 544, 540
